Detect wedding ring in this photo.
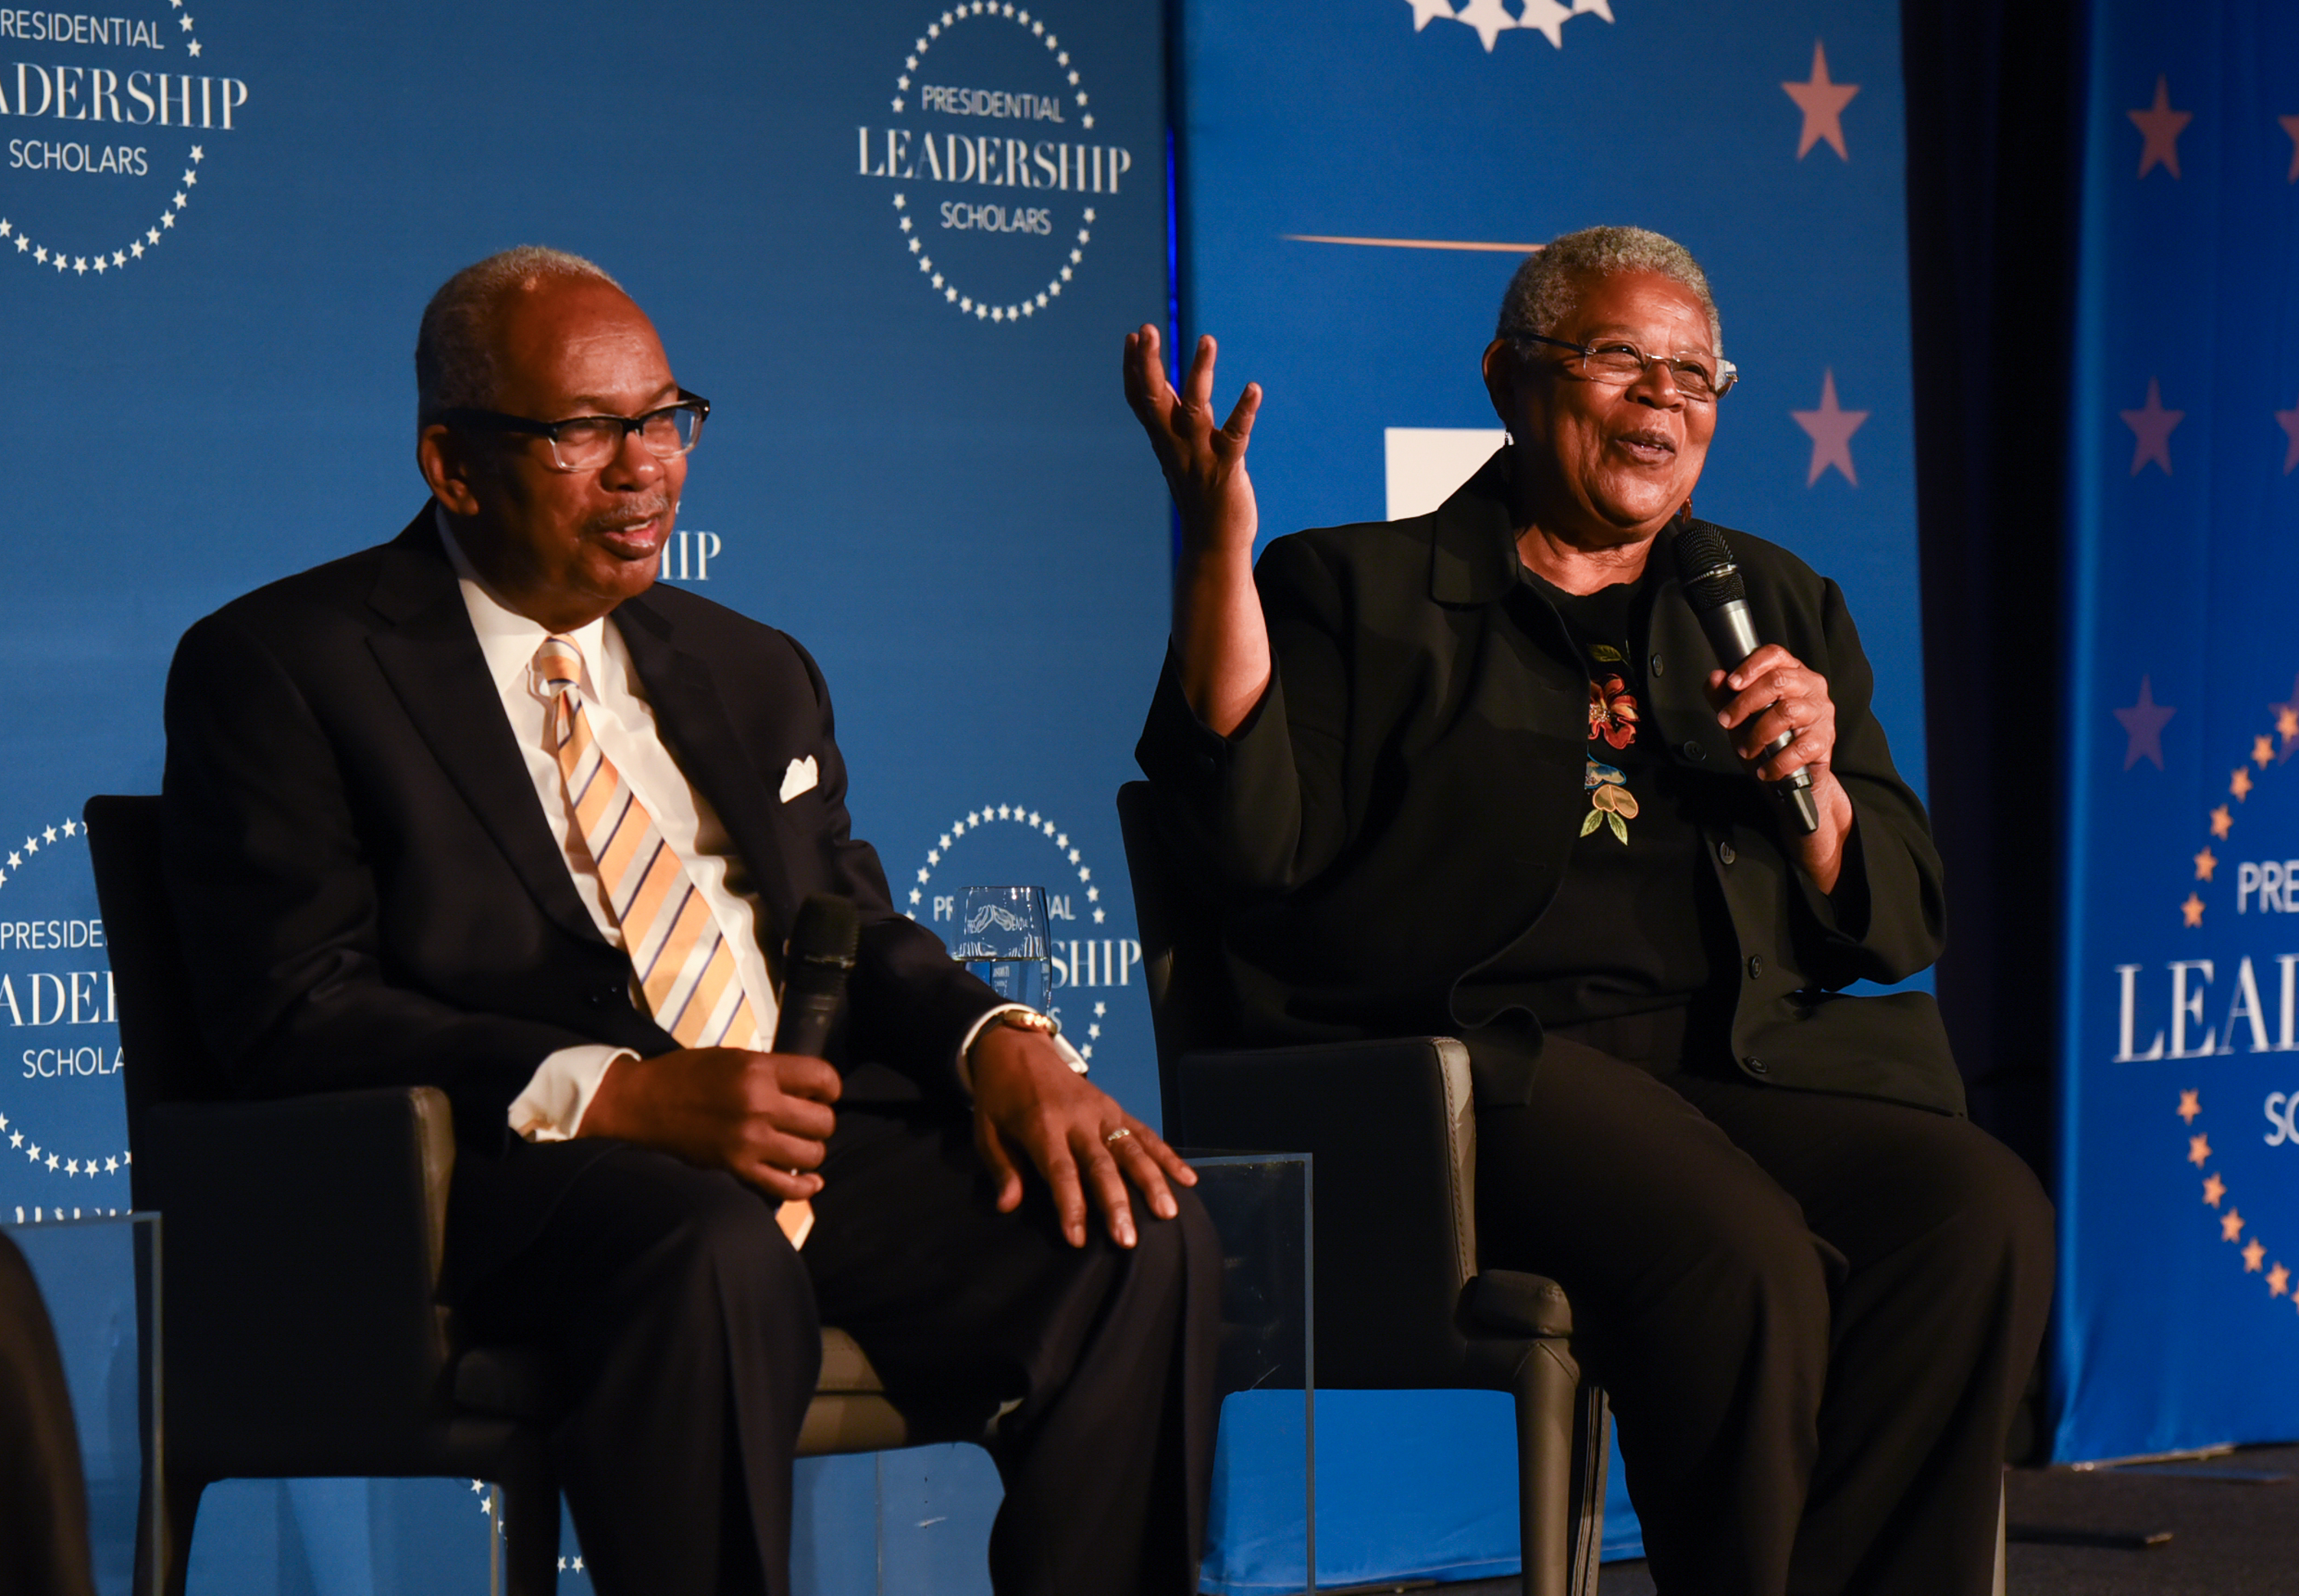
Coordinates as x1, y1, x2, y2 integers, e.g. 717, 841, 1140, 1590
1104, 1126, 1133, 1145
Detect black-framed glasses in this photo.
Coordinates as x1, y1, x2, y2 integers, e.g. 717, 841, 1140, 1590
1514, 335, 1737, 401
439, 389, 710, 472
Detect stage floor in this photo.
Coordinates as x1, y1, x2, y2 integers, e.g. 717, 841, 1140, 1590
1424, 1442, 2299, 1595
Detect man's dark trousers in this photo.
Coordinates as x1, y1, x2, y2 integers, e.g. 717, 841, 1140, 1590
458, 1104, 1218, 1596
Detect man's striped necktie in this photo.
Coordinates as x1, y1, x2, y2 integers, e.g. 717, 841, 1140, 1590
534, 636, 814, 1247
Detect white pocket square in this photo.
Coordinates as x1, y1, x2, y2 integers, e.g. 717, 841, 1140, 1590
779, 755, 819, 803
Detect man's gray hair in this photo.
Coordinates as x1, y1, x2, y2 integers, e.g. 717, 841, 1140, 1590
415, 246, 625, 424
1494, 225, 1722, 354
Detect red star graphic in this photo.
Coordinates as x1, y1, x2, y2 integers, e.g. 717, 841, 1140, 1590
2211, 805, 2234, 839
2193, 848, 2217, 882
1782, 41, 1859, 160
2244, 1238, 2268, 1273
2189, 1133, 2212, 1167
2271, 1263, 2291, 1299
1792, 369, 1868, 487
2255, 736, 2277, 769
2232, 767, 2255, 801
2204, 1173, 2226, 1207
2222, 1208, 2247, 1243
2178, 1089, 2202, 1122
2129, 75, 2192, 179
2113, 676, 2176, 770
2282, 114, 2299, 184
2121, 376, 2184, 476
2183, 892, 2206, 928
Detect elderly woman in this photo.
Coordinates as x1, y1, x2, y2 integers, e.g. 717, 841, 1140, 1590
1124, 227, 2051, 1596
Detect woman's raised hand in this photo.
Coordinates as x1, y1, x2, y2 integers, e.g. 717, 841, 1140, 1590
1122, 326, 1261, 558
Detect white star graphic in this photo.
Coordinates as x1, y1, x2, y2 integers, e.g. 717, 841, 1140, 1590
13, 236, 25, 252
1086, 886, 1099, 900
0, 221, 9, 237
1068, 849, 1081, 864
146, 228, 159, 244
1404, 0, 1456, 28
131, 241, 145, 257
1516, 0, 1572, 46
998, 805, 1011, 819
191, 146, 203, 160
975, 303, 988, 319
1055, 834, 1068, 847
938, 834, 952, 848
161, 212, 175, 228
917, 867, 930, 883
111, 253, 124, 267
185, 38, 199, 56
1092, 908, 1106, 923
93, 257, 107, 274
5, 854, 18, 870
1571, 0, 1612, 16
1452, 0, 1514, 49
33, 247, 46, 264
891, 97, 904, 112
1077, 866, 1092, 881
71, 257, 86, 274
967, 811, 982, 825
1081, 113, 1094, 129
105, 1158, 117, 1174
44, 1155, 57, 1171
25, 1145, 38, 1162
25, 837, 38, 854
1094, 1001, 1107, 1017
908, 887, 922, 904
172, 192, 187, 208
61, 821, 74, 837
179, 12, 192, 28
184, 170, 197, 186
8, 1135, 19, 1150
927, 850, 940, 865
42, 827, 56, 844
65, 1161, 78, 1176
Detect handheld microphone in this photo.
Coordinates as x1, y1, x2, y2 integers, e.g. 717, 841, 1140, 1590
769, 893, 859, 1249
1668, 519, 1822, 836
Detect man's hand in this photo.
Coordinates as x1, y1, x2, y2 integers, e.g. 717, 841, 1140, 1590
969, 1024, 1197, 1249
1708, 644, 1857, 892
578, 1048, 838, 1201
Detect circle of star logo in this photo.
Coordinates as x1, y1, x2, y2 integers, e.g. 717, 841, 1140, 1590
2173, 1090, 2297, 1323
907, 805, 1106, 1062
0, 0, 235, 281
0, 814, 133, 1184
2169, 674, 2299, 930
884, 4, 1097, 325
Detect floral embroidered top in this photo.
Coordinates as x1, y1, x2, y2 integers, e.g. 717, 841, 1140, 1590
1454, 560, 1741, 1059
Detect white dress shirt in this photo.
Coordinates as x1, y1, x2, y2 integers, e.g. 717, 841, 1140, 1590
438, 514, 1079, 1141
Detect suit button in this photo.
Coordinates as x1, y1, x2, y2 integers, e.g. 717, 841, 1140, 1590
1746, 955, 1764, 979
1743, 1057, 1769, 1075
1717, 841, 1737, 865
1197, 753, 1218, 774
587, 981, 623, 1009
1649, 653, 1664, 678
1683, 741, 1707, 762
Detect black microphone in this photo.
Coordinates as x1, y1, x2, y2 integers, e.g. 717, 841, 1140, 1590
767, 893, 858, 1250
1668, 519, 1822, 836
773, 893, 860, 1059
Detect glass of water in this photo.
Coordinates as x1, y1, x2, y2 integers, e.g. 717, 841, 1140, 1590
954, 885, 1055, 1017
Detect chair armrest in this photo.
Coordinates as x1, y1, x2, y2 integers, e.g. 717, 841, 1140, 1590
136, 1086, 460, 1475
1178, 1037, 1510, 1388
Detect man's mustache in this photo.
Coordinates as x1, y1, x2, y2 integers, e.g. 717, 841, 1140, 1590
585, 496, 675, 536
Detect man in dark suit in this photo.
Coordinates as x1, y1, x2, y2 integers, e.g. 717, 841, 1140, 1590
162, 247, 1215, 1596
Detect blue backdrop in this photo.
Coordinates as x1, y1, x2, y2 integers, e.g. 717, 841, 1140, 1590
1172, 0, 1931, 1584
2050, 0, 2299, 1462
2, 0, 1169, 1588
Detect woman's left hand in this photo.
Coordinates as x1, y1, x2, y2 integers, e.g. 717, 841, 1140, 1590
1708, 645, 1857, 892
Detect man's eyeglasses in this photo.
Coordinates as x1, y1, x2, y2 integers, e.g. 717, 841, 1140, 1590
438, 391, 711, 473
1514, 336, 1737, 402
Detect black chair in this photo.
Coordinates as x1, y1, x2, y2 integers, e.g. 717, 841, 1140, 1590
1117, 782, 1609, 1596
87, 795, 979, 1596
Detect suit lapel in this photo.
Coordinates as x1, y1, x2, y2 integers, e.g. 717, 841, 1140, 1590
363, 511, 608, 946
612, 595, 799, 936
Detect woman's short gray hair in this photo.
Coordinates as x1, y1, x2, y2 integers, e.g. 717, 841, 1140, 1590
1494, 225, 1722, 355
415, 246, 625, 424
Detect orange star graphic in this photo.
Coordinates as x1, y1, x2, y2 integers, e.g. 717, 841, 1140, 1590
2189, 1133, 2212, 1166
2245, 1238, 2268, 1272
2272, 1263, 2291, 1299
2205, 1173, 2226, 1206
2194, 847, 2218, 881
2255, 736, 2277, 769
2178, 1089, 2202, 1122
2281, 705, 2299, 746
2232, 767, 2255, 801
2212, 805, 2234, 838
2223, 1208, 2247, 1242
2183, 892, 2206, 927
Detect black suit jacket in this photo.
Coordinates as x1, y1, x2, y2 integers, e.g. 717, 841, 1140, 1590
1136, 454, 1963, 1117
162, 508, 999, 1281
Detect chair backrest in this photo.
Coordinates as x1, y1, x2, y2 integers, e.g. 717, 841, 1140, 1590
83, 795, 227, 1134
1114, 782, 1241, 1138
